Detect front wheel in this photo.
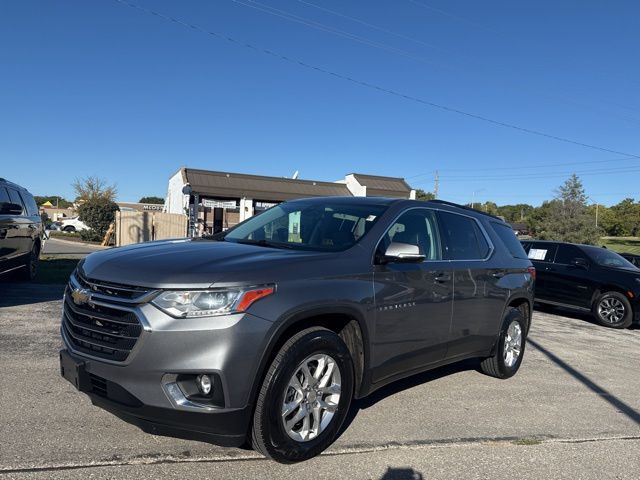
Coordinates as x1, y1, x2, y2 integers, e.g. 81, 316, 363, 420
63, 225, 75, 232
593, 292, 632, 329
480, 308, 527, 379
251, 327, 354, 463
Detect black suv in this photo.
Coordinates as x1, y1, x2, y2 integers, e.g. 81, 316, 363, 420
60, 197, 534, 463
0, 178, 44, 280
522, 240, 640, 328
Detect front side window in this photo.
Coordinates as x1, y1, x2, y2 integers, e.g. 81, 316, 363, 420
224, 201, 388, 251
581, 245, 637, 270
378, 209, 442, 261
438, 211, 490, 260
20, 192, 39, 217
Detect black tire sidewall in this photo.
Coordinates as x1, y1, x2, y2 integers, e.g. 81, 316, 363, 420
258, 330, 354, 463
593, 292, 632, 328
495, 310, 526, 378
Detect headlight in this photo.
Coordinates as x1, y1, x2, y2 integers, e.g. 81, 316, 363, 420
151, 285, 274, 318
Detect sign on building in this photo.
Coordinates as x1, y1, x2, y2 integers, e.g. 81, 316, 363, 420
202, 199, 238, 209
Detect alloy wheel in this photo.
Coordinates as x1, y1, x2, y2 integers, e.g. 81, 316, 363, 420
503, 321, 522, 368
598, 297, 625, 324
281, 353, 341, 442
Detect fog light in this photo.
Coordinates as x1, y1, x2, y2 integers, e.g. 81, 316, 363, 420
197, 374, 212, 395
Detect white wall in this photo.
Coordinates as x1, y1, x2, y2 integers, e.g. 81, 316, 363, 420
343, 174, 367, 197
164, 170, 189, 214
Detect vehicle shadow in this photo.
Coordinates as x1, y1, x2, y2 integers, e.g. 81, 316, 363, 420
0, 282, 65, 308
379, 467, 424, 480
340, 359, 480, 436
534, 304, 639, 330
527, 337, 640, 425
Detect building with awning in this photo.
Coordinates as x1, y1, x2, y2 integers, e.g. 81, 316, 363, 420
165, 168, 415, 235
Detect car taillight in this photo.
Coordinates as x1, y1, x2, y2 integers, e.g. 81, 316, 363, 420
527, 266, 536, 280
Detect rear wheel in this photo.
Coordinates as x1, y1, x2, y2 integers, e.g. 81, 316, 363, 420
480, 308, 527, 379
63, 225, 75, 232
251, 327, 354, 463
592, 292, 632, 329
16, 242, 40, 281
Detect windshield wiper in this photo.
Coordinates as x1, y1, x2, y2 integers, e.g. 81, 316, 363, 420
233, 238, 297, 249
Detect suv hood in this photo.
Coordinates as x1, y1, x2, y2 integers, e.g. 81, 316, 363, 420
80, 239, 333, 288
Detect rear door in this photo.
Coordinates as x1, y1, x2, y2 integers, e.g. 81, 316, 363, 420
372, 208, 453, 382
437, 211, 506, 358
522, 241, 558, 300
0, 186, 17, 264
546, 244, 594, 308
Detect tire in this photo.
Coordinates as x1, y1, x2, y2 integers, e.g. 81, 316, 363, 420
480, 308, 527, 379
63, 226, 75, 232
251, 327, 354, 463
592, 291, 632, 329
16, 242, 40, 281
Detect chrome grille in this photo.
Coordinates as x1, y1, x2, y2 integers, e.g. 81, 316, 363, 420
62, 272, 151, 362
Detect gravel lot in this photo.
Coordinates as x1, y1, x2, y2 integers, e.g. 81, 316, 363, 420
1, 283, 639, 479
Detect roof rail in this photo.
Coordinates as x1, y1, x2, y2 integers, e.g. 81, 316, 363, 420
428, 199, 505, 222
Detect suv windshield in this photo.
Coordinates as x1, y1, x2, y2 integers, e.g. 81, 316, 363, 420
224, 201, 388, 251
581, 245, 638, 270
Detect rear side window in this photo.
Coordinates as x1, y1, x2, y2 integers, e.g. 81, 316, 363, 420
438, 211, 490, 260
6, 188, 25, 214
20, 192, 39, 217
491, 222, 528, 259
522, 242, 557, 262
554, 244, 588, 265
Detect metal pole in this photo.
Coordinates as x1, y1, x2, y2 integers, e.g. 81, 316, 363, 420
595, 203, 599, 228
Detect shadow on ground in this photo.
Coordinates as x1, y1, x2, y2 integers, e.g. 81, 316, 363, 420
0, 282, 65, 308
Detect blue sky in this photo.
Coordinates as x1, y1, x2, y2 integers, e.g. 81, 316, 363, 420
1, 0, 639, 206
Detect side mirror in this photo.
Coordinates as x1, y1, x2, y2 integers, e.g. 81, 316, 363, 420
571, 257, 589, 269
0, 202, 23, 215
383, 242, 426, 263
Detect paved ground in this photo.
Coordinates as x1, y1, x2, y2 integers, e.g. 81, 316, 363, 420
1, 284, 639, 479
42, 237, 107, 258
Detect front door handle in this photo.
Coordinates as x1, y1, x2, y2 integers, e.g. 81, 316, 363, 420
434, 272, 451, 283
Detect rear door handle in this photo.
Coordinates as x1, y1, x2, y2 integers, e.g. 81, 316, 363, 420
434, 272, 451, 283
491, 271, 505, 279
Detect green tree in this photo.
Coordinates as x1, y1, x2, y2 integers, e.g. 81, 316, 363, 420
496, 204, 535, 223
138, 196, 165, 204
531, 174, 600, 244
415, 189, 435, 201
608, 198, 640, 236
77, 200, 119, 242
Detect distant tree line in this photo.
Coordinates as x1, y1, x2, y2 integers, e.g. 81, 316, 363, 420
416, 175, 639, 245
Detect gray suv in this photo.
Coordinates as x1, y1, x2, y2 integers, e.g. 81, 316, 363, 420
60, 197, 534, 463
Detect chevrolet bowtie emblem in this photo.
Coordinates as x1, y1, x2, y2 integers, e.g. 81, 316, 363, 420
71, 288, 91, 306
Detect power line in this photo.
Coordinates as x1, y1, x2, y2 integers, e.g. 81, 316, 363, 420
112, 0, 640, 160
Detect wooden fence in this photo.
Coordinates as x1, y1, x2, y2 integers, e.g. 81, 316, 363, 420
115, 211, 188, 246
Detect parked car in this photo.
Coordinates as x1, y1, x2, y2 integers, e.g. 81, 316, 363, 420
620, 252, 640, 268
521, 240, 640, 329
0, 178, 44, 280
60, 216, 88, 232
60, 197, 534, 463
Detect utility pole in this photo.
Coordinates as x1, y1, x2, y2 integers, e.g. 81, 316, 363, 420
433, 170, 439, 199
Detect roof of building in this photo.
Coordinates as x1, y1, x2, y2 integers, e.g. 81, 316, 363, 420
350, 173, 413, 198
183, 168, 352, 202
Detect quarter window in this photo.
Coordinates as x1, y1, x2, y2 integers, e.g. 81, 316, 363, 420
20, 192, 39, 217
438, 211, 490, 260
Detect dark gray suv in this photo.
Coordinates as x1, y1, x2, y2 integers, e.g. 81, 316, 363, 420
0, 178, 44, 280
59, 197, 534, 463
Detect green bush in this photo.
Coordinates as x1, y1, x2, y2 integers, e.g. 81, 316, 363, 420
77, 200, 119, 241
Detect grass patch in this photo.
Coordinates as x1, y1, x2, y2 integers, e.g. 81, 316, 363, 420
600, 237, 640, 255
512, 438, 542, 446
36, 257, 79, 284
48, 231, 101, 245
